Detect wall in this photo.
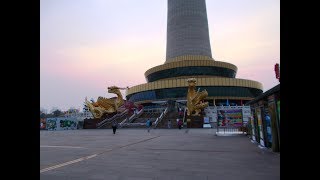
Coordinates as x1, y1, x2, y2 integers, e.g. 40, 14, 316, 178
45, 117, 78, 131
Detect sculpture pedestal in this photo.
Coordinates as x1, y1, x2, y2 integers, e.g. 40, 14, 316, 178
83, 118, 99, 129
186, 115, 204, 128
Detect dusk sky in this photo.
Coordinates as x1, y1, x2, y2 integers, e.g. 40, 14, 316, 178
40, 0, 280, 112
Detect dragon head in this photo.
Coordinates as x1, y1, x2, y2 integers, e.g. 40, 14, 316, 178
187, 78, 197, 87
107, 86, 120, 93
107, 86, 127, 94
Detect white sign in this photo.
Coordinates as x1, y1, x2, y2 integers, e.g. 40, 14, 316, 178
242, 106, 251, 124
204, 106, 251, 124
203, 117, 209, 124
204, 107, 217, 122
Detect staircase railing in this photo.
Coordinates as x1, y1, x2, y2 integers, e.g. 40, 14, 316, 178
96, 109, 128, 128
128, 108, 144, 123
119, 117, 128, 127
183, 108, 187, 123
154, 107, 168, 128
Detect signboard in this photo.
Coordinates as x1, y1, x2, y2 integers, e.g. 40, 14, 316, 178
256, 109, 265, 147
249, 115, 256, 141
217, 108, 243, 127
203, 117, 209, 124
242, 106, 251, 124
265, 114, 272, 144
204, 107, 217, 122
204, 106, 251, 128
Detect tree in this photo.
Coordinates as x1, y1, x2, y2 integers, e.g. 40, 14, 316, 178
40, 112, 46, 118
68, 107, 79, 113
40, 107, 47, 118
52, 109, 63, 117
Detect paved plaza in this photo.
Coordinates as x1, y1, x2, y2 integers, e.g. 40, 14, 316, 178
40, 128, 279, 180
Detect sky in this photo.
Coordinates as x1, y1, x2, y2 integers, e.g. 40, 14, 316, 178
40, 0, 280, 112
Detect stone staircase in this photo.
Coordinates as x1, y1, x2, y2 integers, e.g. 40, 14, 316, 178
97, 112, 129, 129
131, 112, 161, 123
96, 109, 129, 128
156, 111, 181, 129
121, 111, 161, 128
83, 109, 130, 129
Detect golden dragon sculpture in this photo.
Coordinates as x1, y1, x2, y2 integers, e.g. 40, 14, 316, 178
186, 78, 209, 116
85, 86, 126, 119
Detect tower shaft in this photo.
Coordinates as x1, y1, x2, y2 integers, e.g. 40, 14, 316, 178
166, 0, 212, 62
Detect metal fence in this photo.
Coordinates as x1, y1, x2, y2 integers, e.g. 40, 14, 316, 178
216, 119, 247, 135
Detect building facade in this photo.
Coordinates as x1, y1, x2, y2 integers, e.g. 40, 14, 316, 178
126, 0, 263, 106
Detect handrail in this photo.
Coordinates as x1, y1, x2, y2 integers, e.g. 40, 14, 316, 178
137, 108, 144, 115
183, 108, 187, 123
128, 113, 136, 122
97, 110, 122, 126
97, 115, 117, 127
97, 112, 127, 129
154, 107, 168, 128
159, 112, 164, 119
129, 108, 144, 123
96, 109, 128, 128
154, 118, 159, 126
119, 116, 129, 127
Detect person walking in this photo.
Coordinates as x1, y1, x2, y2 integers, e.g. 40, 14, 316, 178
167, 119, 172, 129
178, 119, 183, 130
146, 119, 152, 132
111, 120, 118, 134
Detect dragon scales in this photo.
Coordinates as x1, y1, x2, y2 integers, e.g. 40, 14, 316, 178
85, 86, 126, 119
186, 78, 209, 116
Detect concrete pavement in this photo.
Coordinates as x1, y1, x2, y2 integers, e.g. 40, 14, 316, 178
40, 128, 279, 180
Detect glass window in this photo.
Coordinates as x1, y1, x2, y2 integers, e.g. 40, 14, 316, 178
127, 86, 262, 102
146, 66, 236, 82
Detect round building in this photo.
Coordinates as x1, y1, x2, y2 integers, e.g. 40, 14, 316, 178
126, 0, 263, 106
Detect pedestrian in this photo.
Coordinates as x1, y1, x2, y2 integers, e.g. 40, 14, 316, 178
167, 119, 171, 129
146, 119, 152, 132
111, 120, 118, 134
178, 119, 183, 129
176, 118, 179, 127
